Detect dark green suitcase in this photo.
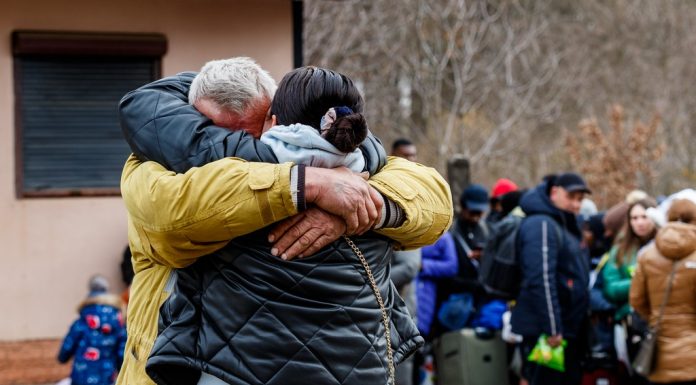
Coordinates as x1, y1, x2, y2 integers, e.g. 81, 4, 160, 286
434, 328, 508, 385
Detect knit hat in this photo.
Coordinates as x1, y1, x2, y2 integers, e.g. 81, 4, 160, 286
603, 201, 629, 237
625, 190, 649, 204
580, 198, 598, 219
88, 275, 109, 296
667, 199, 696, 225
491, 178, 518, 200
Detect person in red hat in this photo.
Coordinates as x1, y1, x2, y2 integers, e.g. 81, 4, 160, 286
486, 178, 519, 227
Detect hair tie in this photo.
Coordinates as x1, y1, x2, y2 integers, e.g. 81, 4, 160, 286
320, 106, 353, 135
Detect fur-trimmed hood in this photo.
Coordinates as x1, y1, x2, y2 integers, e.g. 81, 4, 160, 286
77, 293, 123, 312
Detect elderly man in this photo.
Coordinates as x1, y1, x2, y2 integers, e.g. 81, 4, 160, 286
116, 58, 452, 385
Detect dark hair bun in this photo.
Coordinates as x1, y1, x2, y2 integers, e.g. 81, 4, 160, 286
324, 113, 368, 153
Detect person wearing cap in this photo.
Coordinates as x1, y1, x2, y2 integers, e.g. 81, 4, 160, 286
452, 184, 490, 262
432, 184, 491, 335
510, 172, 592, 385
486, 178, 519, 227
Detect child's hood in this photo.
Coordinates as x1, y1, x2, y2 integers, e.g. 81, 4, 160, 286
77, 293, 123, 313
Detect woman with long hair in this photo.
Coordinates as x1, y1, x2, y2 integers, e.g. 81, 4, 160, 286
602, 198, 657, 382
603, 198, 658, 321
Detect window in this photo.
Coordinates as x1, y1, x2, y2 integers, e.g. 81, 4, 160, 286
13, 31, 167, 197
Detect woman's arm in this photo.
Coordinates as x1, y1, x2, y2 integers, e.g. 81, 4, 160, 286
602, 250, 633, 303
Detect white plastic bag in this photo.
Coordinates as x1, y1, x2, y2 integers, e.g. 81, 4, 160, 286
614, 323, 632, 375
502, 310, 522, 343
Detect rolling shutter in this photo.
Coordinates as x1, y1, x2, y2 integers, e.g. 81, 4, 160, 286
18, 58, 154, 191
12, 31, 167, 196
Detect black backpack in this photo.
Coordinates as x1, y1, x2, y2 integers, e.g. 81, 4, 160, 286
478, 213, 561, 300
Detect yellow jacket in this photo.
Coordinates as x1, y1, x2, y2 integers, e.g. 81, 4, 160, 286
117, 154, 452, 385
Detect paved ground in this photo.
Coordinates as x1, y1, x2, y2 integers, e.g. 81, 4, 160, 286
0, 339, 70, 385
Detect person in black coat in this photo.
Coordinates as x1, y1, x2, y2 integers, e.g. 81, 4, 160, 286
510, 173, 591, 385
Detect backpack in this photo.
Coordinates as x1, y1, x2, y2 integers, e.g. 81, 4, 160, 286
478, 213, 562, 300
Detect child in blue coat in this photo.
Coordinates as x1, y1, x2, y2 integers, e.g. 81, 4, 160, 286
58, 275, 127, 385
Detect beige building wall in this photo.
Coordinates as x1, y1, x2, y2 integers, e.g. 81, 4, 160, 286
0, 0, 293, 341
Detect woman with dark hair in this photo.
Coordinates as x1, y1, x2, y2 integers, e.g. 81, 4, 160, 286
145, 66, 426, 385
259, 67, 369, 172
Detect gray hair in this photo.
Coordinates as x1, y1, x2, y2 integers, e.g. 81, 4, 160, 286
189, 57, 277, 114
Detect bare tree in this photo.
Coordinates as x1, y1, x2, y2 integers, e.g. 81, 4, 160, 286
565, 104, 664, 208
304, 0, 695, 203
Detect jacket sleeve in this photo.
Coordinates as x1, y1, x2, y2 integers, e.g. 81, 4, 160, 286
359, 131, 387, 175
390, 249, 421, 288
57, 320, 83, 363
119, 72, 387, 175
121, 154, 297, 268
602, 247, 632, 303
370, 157, 453, 249
119, 72, 278, 173
420, 232, 459, 278
519, 217, 563, 336
629, 256, 650, 321
116, 322, 127, 369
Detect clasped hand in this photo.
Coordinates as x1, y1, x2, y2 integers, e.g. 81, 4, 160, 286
268, 167, 383, 260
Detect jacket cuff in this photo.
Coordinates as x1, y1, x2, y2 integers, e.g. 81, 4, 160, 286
290, 165, 307, 212
374, 193, 405, 229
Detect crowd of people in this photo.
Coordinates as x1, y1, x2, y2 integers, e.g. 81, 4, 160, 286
388, 161, 696, 385
54, 57, 696, 385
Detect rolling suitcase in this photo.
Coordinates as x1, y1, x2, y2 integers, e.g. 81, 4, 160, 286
434, 328, 508, 385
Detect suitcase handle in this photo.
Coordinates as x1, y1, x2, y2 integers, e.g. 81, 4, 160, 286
474, 327, 495, 340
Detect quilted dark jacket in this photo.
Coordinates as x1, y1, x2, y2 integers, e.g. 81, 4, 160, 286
119, 73, 421, 385
147, 230, 421, 385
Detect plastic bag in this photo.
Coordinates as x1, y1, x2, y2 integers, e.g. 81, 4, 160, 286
527, 334, 567, 372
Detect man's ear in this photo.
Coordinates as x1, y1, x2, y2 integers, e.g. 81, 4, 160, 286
271, 114, 277, 126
